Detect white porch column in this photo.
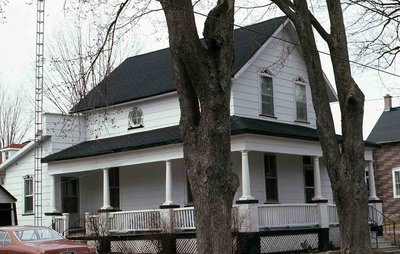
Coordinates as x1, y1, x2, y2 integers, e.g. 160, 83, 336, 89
163, 160, 173, 206
368, 160, 379, 200
49, 175, 59, 213
239, 150, 255, 201
312, 156, 324, 200
101, 168, 112, 210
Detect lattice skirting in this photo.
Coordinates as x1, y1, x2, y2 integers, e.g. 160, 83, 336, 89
260, 233, 319, 253
111, 240, 161, 253
176, 238, 197, 254
329, 226, 341, 248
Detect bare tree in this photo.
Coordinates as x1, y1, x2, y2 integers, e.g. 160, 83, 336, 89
345, 0, 400, 68
44, 24, 132, 114
0, 88, 31, 148
159, 1, 240, 253
271, 0, 371, 253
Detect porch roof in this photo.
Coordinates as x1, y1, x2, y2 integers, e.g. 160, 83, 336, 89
42, 116, 376, 163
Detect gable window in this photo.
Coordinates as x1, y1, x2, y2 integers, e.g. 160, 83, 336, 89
264, 154, 278, 203
303, 156, 315, 203
260, 70, 274, 116
128, 107, 143, 129
24, 175, 33, 214
393, 168, 400, 198
295, 79, 307, 121
109, 168, 120, 209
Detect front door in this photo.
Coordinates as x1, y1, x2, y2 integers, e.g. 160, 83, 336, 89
61, 177, 79, 228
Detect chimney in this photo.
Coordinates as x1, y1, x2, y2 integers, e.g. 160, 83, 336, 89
384, 94, 392, 111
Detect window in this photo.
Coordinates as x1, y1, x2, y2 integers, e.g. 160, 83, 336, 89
3, 233, 10, 246
303, 156, 315, 203
24, 175, 33, 214
0, 231, 6, 246
109, 168, 120, 209
295, 81, 307, 121
61, 177, 79, 213
128, 107, 143, 129
260, 70, 274, 116
393, 168, 400, 198
264, 154, 278, 203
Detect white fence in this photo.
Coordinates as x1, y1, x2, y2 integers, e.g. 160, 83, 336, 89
258, 204, 319, 228
109, 209, 161, 232
173, 207, 195, 230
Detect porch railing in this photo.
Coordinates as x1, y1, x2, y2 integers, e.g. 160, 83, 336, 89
258, 204, 318, 228
328, 204, 339, 225
52, 213, 69, 236
109, 209, 161, 232
173, 207, 195, 230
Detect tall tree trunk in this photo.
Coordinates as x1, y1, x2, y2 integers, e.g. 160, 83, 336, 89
271, 0, 371, 253
325, 1, 370, 253
160, 1, 239, 253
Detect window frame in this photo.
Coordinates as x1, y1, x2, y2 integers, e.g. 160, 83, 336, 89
294, 79, 308, 122
23, 176, 34, 214
393, 168, 400, 198
303, 156, 315, 203
128, 107, 144, 129
264, 154, 279, 203
259, 70, 275, 117
109, 167, 120, 209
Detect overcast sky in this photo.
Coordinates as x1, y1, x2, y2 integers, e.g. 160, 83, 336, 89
0, 1, 398, 140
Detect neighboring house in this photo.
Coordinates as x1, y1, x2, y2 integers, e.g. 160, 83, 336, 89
0, 184, 17, 227
367, 94, 400, 218
2, 17, 381, 252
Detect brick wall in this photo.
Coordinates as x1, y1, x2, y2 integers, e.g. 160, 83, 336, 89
374, 142, 400, 217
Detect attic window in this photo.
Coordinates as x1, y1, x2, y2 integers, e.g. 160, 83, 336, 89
128, 107, 143, 129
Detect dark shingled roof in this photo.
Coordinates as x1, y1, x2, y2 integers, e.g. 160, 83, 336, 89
367, 107, 400, 144
70, 17, 288, 113
44, 116, 376, 163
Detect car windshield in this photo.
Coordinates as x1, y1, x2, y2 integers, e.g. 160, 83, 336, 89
13, 228, 63, 242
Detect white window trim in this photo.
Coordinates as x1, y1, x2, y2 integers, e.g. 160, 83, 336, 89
23, 176, 34, 214
258, 70, 275, 117
128, 107, 144, 129
393, 168, 400, 198
293, 79, 308, 122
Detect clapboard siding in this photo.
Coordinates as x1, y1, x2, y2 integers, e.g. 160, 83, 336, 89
3, 148, 52, 226
232, 24, 317, 128
84, 93, 181, 140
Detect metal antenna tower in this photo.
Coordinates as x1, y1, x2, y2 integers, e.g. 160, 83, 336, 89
34, 0, 45, 226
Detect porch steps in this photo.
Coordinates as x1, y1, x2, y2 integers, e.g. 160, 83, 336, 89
371, 236, 399, 253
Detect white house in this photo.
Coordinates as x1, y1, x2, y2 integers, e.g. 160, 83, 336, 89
0, 17, 382, 252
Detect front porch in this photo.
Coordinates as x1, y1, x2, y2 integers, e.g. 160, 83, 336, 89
51, 202, 386, 253
44, 134, 384, 252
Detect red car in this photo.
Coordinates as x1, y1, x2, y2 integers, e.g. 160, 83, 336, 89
0, 226, 96, 254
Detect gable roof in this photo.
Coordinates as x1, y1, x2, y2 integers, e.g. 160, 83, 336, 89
70, 16, 288, 113
0, 185, 17, 202
367, 107, 400, 144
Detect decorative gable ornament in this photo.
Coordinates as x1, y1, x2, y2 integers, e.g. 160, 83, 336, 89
260, 68, 274, 76
128, 107, 143, 128
294, 76, 307, 83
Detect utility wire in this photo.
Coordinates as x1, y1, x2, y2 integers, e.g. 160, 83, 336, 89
158, 0, 400, 78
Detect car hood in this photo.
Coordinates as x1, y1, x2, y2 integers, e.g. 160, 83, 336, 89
24, 239, 91, 251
